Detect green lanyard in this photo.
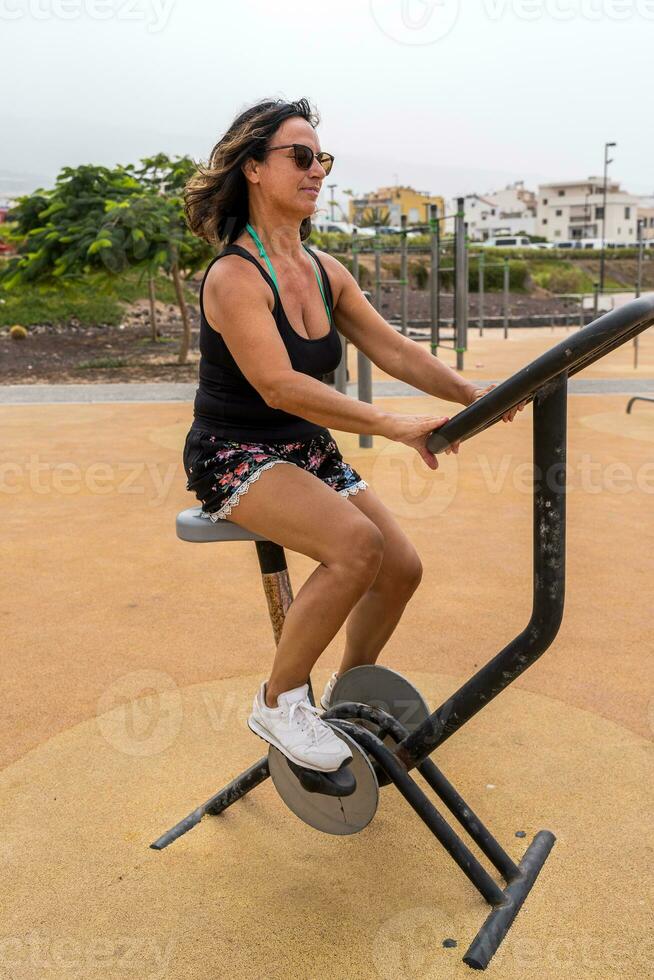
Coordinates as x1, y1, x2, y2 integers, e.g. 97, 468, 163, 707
245, 222, 332, 326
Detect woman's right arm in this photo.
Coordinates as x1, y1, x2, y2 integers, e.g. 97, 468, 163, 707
204, 260, 455, 469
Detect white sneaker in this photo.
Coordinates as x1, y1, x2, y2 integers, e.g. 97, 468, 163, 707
320, 671, 340, 710
248, 681, 353, 772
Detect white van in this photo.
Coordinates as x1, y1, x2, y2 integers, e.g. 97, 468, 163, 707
312, 218, 354, 234
479, 236, 533, 248
312, 218, 375, 237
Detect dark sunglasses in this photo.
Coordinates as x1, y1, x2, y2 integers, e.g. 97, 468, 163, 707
266, 143, 334, 176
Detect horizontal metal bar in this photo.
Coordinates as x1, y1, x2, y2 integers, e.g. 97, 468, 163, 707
463, 830, 556, 970
421, 296, 654, 453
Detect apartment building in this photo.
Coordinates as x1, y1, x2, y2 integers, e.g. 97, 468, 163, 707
445, 181, 537, 240
348, 185, 444, 227
537, 178, 639, 244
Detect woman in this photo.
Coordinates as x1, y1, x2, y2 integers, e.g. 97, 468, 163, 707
182, 97, 525, 774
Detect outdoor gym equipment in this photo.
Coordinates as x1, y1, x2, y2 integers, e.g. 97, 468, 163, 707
152, 294, 654, 970
431, 199, 468, 368
350, 203, 468, 366
626, 395, 654, 412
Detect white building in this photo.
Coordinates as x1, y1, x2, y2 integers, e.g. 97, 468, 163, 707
0, 197, 18, 224
537, 178, 638, 245
445, 181, 537, 240
636, 197, 654, 242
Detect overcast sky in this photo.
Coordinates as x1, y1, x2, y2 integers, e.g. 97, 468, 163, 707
2, 0, 653, 212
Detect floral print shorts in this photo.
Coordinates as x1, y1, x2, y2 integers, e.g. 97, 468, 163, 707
182, 428, 369, 522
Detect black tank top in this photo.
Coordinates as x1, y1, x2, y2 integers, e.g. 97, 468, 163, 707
190, 243, 342, 441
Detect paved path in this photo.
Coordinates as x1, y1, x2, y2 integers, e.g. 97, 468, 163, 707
2, 378, 654, 404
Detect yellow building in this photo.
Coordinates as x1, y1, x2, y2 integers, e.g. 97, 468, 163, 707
348, 186, 445, 227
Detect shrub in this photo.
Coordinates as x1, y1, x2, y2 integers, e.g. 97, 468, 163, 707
76, 356, 128, 370
410, 259, 429, 290
541, 267, 587, 293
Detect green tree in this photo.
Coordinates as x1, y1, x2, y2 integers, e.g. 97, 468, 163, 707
93, 187, 207, 363
1, 164, 140, 286
1, 157, 212, 364
127, 153, 209, 345
360, 207, 391, 227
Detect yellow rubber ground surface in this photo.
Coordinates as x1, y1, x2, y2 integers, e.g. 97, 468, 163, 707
2, 327, 653, 978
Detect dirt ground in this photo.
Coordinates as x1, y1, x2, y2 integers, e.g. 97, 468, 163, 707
1, 322, 653, 977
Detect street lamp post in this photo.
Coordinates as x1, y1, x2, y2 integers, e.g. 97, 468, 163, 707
584, 187, 591, 239
327, 183, 337, 222
599, 141, 616, 292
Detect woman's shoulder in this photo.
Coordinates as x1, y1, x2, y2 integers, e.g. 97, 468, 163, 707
203, 247, 273, 326
205, 245, 270, 292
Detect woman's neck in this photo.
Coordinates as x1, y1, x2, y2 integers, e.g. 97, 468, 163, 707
244, 213, 304, 261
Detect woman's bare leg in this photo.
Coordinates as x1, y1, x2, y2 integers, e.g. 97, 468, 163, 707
219, 463, 385, 707
337, 484, 423, 674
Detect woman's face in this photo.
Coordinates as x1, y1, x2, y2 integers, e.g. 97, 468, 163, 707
245, 116, 329, 221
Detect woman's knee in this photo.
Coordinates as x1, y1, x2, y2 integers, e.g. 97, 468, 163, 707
332, 519, 385, 584
377, 546, 423, 599
403, 551, 424, 595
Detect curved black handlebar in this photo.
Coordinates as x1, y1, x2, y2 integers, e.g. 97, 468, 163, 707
427, 293, 654, 453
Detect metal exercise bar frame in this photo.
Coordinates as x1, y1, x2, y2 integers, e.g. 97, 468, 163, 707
454, 197, 468, 368
322, 702, 523, 882
327, 718, 556, 972
152, 692, 556, 968
394, 294, 654, 771
150, 757, 270, 850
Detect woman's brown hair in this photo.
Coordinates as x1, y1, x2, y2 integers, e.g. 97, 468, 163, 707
183, 97, 320, 248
